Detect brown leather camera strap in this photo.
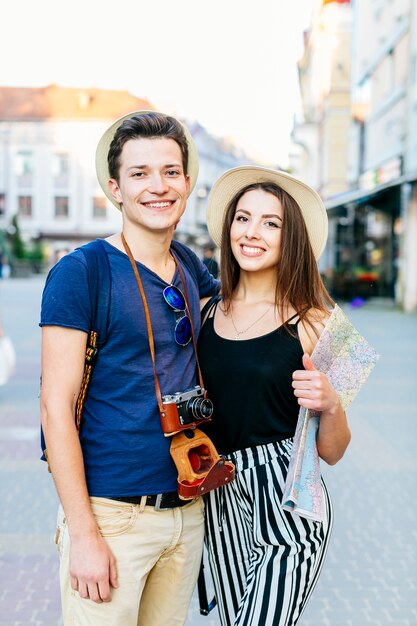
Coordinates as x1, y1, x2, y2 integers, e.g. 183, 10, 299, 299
121, 233, 205, 415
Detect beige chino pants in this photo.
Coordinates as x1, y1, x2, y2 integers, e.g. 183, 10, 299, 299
56, 496, 205, 626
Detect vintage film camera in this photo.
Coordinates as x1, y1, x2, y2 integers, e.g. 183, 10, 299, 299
161, 385, 213, 437
161, 386, 235, 499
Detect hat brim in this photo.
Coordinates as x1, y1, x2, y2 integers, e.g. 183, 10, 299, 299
95, 110, 199, 210
206, 166, 328, 259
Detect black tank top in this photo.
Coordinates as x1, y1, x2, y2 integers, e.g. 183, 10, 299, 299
198, 299, 304, 454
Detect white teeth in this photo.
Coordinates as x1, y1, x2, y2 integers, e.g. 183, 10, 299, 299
144, 202, 172, 208
242, 245, 263, 255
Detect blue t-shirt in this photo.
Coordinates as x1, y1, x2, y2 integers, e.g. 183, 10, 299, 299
40, 239, 220, 497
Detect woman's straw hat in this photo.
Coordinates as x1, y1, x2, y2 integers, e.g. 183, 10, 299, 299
95, 110, 199, 210
206, 166, 328, 259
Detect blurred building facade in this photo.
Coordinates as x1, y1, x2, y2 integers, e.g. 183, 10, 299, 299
290, 0, 417, 312
290, 0, 352, 197
290, 0, 352, 284
0, 84, 247, 263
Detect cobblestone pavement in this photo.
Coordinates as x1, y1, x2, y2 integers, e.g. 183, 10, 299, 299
0, 277, 416, 626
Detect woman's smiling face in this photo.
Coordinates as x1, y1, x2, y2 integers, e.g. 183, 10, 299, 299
230, 188, 283, 273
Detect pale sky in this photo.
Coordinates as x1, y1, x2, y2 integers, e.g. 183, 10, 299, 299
1, 0, 315, 166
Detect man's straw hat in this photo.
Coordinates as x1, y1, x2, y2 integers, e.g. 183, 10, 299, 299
95, 110, 199, 210
206, 166, 328, 259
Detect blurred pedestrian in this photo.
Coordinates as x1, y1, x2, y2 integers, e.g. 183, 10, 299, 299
0, 314, 16, 385
201, 244, 219, 279
39, 110, 220, 626
199, 166, 351, 626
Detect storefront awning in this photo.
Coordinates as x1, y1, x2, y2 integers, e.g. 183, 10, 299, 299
324, 171, 417, 213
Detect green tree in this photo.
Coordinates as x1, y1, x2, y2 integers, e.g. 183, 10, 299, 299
10, 214, 26, 260
26, 240, 44, 262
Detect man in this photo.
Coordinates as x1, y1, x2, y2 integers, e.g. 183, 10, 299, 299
40, 111, 220, 625
201, 244, 219, 279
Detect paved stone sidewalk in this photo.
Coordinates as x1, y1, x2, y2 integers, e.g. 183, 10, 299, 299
1, 278, 416, 625
301, 300, 417, 626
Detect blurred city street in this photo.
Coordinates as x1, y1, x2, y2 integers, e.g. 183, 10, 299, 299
0, 276, 416, 626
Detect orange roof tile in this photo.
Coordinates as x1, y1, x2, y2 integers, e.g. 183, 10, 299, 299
0, 84, 155, 120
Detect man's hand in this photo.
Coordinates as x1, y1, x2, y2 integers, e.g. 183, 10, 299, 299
70, 532, 118, 603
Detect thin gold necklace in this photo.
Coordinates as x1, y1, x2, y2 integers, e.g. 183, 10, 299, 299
229, 302, 274, 340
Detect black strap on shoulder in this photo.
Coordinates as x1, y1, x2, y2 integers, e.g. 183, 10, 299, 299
286, 311, 301, 325
285, 305, 311, 327
201, 295, 221, 326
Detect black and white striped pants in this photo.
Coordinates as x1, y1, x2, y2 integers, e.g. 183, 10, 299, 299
205, 438, 333, 626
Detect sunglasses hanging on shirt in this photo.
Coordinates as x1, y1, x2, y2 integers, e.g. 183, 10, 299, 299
163, 284, 192, 347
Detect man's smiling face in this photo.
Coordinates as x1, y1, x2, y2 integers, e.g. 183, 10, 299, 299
108, 137, 190, 234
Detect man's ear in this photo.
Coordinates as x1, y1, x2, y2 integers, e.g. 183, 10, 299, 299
108, 178, 122, 205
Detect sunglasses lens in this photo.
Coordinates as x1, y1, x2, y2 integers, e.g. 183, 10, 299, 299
175, 316, 192, 346
163, 285, 191, 346
163, 285, 186, 310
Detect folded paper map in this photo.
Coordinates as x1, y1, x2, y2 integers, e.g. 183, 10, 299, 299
282, 304, 379, 521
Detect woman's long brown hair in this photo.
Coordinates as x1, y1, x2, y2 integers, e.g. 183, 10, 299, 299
219, 182, 334, 334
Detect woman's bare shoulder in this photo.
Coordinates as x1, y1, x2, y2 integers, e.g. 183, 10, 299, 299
298, 307, 333, 355
308, 307, 332, 326
200, 296, 212, 312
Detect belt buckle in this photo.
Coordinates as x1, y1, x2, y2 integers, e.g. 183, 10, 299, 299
154, 493, 169, 511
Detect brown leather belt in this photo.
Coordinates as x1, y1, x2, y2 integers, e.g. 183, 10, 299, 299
112, 492, 190, 510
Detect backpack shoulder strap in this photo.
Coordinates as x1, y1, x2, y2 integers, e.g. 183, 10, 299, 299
42, 239, 112, 466
78, 239, 111, 348
74, 239, 111, 431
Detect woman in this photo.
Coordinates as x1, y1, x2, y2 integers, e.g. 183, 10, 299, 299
198, 166, 351, 626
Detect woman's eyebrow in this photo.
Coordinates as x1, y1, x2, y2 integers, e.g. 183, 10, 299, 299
262, 213, 283, 221
236, 209, 283, 222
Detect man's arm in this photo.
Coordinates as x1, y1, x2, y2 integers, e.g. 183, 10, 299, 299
40, 326, 118, 603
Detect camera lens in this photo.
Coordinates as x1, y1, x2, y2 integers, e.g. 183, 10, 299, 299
186, 397, 214, 421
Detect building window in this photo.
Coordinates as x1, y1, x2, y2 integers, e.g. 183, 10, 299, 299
15, 151, 34, 187
93, 196, 107, 219
52, 153, 70, 188
18, 195, 33, 218
55, 196, 69, 218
